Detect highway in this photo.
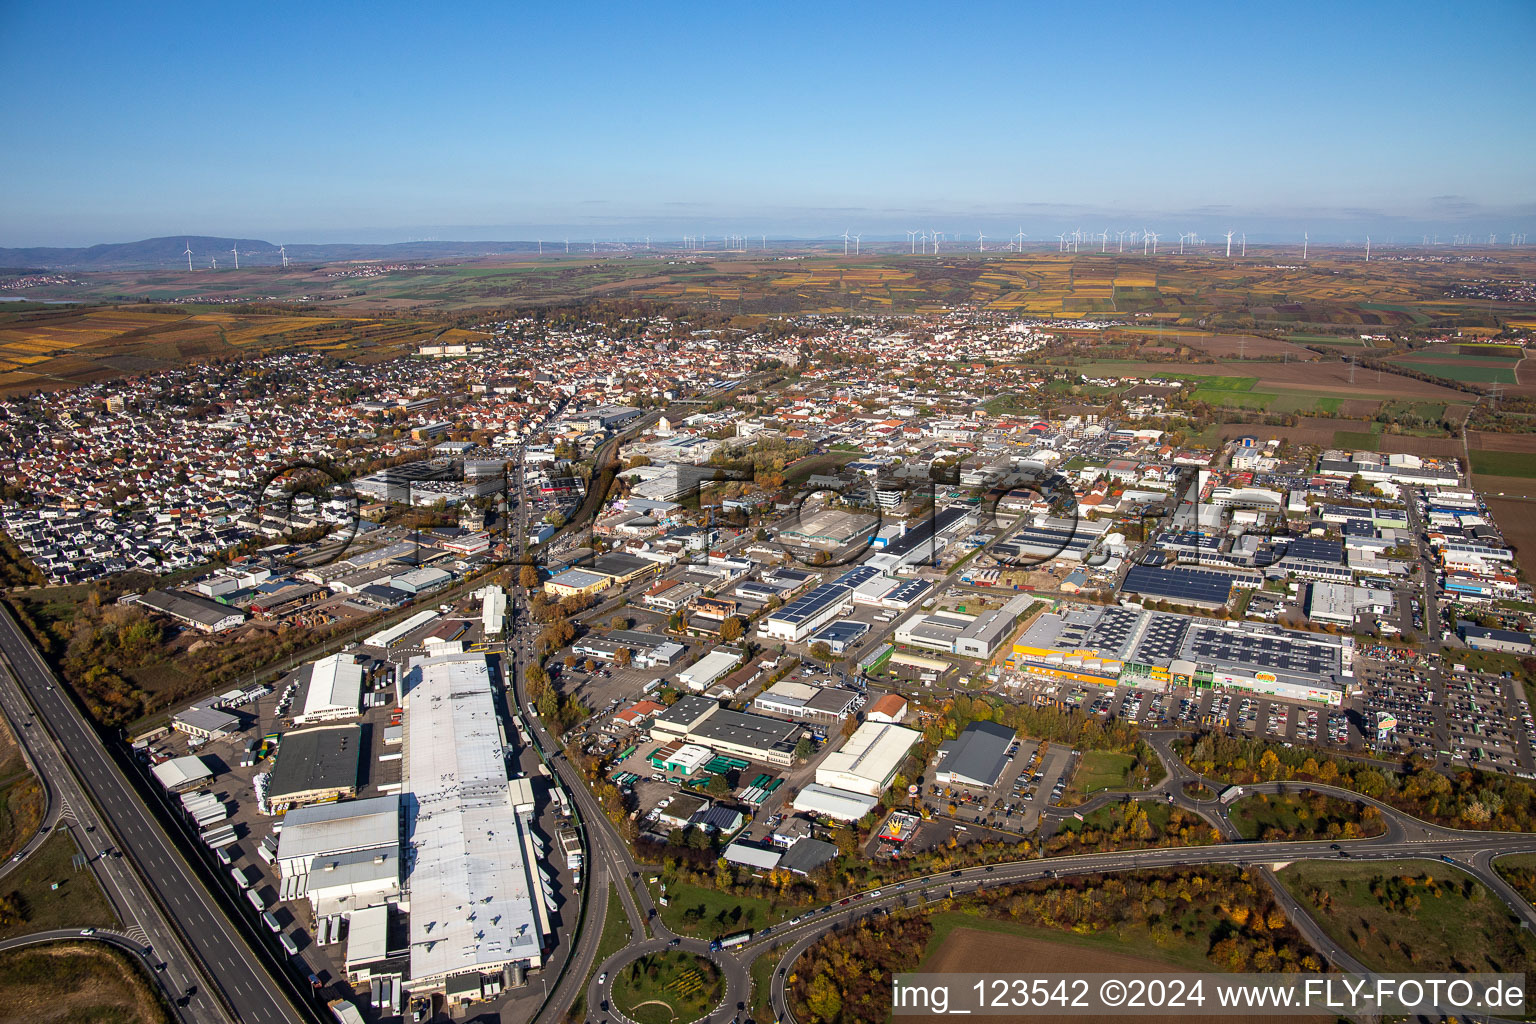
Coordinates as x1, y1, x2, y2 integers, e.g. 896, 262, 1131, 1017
0, 605, 310, 1024
0, 635, 223, 1023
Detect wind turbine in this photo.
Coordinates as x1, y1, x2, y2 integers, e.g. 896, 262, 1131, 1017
1149, 230, 1159, 254
1178, 232, 1187, 255
1100, 230, 1109, 253
977, 232, 986, 252
279, 244, 289, 268
853, 234, 862, 255
537, 239, 543, 255
230, 243, 239, 269
1056, 232, 1066, 252
1116, 230, 1126, 253
1302, 231, 1308, 260
211, 256, 218, 270
1013, 226, 1026, 252
1365, 235, 1371, 262
1241, 233, 1246, 257
183, 240, 193, 272
565, 238, 570, 254
842, 229, 851, 256
1224, 230, 1234, 258
907, 230, 918, 254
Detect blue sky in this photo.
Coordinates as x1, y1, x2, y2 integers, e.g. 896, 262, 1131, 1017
2, 0, 1532, 246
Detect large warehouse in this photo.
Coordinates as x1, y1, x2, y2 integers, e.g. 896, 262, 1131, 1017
894, 606, 1018, 659
1011, 604, 1350, 705
293, 653, 364, 724
816, 721, 921, 798
934, 721, 1015, 788
647, 694, 800, 766
267, 724, 362, 812
403, 652, 551, 988
276, 795, 400, 879
761, 579, 857, 643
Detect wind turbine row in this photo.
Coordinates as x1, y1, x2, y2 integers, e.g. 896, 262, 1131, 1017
181, 240, 295, 270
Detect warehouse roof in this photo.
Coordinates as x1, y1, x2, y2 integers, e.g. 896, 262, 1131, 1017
404, 652, 544, 983
296, 654, 363, 722
690, 708, 799, 753
793, 784, 879, 821
818, 721, 920, 790
278, 796, 400, 865
268, 724, 362, 801
939, 721, 1015, 788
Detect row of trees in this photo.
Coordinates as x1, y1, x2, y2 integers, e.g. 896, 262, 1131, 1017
1179, 731, 1536, 830
789, 866, 1322, 1024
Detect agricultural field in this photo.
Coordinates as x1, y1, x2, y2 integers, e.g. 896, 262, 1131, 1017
924, 925, 1329, 1024
11, 248, 1536, 330
1278, 859, 1536, 974
1474, 476, 1536, 502
1388, 353, 1521, 385
1468, 450, 1536, 479
1180, 333, 1317, 360
1486, 498, 1536, 577
0, 306, 473, 394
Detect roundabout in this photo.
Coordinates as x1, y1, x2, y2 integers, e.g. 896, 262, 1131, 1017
609, 950, 724, 1024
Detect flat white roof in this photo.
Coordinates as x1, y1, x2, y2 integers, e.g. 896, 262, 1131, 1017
678, 649, 739, 687
404, 652, 544, 982
792, 783, 879, 821
346, 904, 390, 968
297, 654, 363, 722
817, 722, 921, 792
277, 796, 399, 869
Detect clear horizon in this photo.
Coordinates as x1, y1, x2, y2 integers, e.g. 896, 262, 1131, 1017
2, 0, 1533, 248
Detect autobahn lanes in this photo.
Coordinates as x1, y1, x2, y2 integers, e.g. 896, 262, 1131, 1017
0, 655, 215, 1024
765, 823, 1536, 1024
0, 606, 311, 1024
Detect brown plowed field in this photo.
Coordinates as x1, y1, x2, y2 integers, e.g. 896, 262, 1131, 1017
1467, 431, 1536, 453
926, 927, 1330, 1024
1229, 360, 1468, 399
1183, 334, 1318, 360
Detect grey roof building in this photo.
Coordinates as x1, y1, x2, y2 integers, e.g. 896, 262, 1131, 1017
267, 724, 363, 811
934, 721, 1015, 788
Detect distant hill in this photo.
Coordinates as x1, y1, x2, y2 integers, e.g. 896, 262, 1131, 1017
0, 236, 538, 271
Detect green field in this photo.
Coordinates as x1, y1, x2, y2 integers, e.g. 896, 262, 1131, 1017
1191, 387, 1277, 410
1188, 376, 1259, 392
656, 877, 793, 938
1061, 751, 1139, 801
1288, 333, 1367, 346
1333, 428, 1381, 449
1278, 859, 1536, 973
1266, 394, 1344, 414
1493, 853, 1536, 906
1389, 357, 1519, 384
612, 951, 724, 1024
0, 828, 119, 940
1470, 450, 1536, 479
1055, 798, 1178, 837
